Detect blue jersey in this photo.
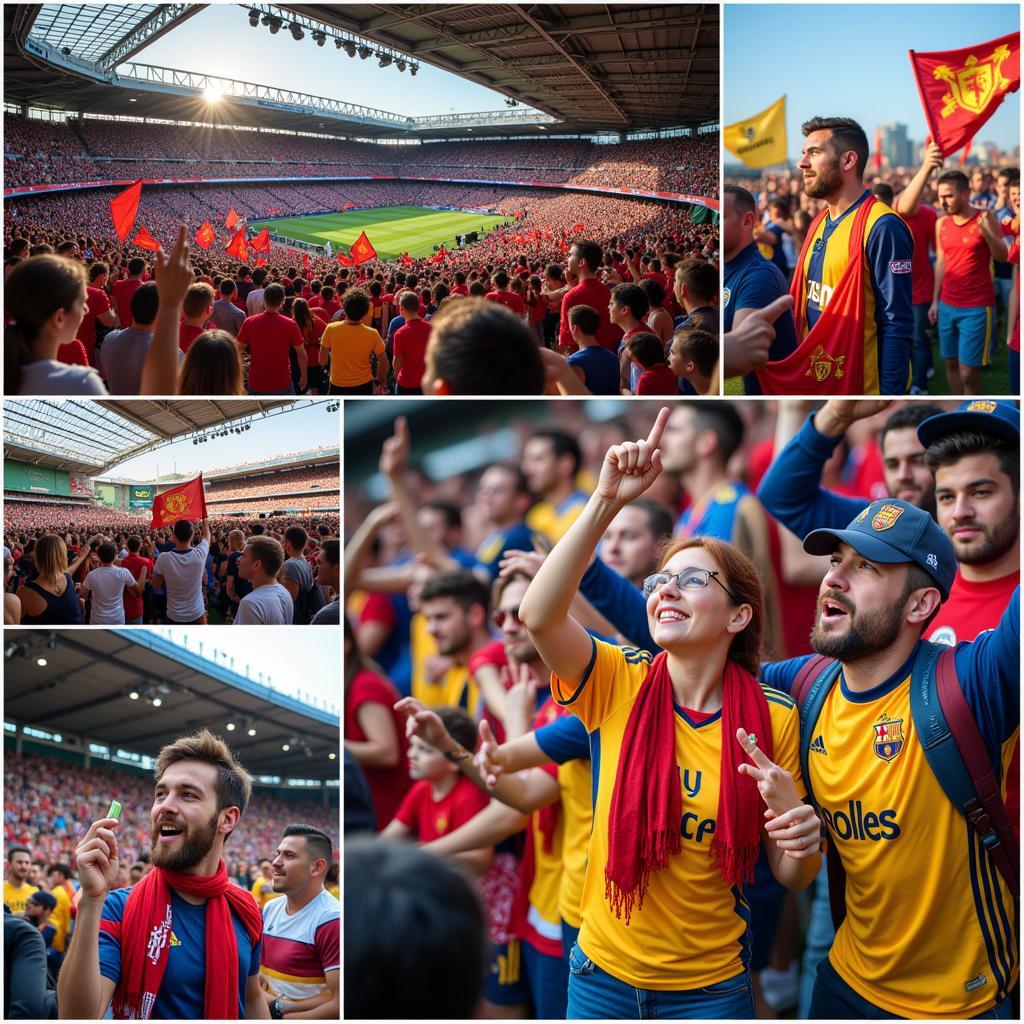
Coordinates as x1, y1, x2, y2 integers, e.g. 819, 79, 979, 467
723, 242, 798, 395
675, 480, 752, 540
761, 221, 790, 275
568, 345, 621, 396
535, 712, 591, 764
98, 887, 260, 1019
474, 522, 546, 581
757, 413, 866, 538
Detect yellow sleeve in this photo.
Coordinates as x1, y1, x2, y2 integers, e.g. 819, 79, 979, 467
765, 689, 806, 801
550, 637, 653, 731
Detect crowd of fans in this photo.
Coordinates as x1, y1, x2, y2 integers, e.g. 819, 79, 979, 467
204, 464, 340, 501
5, 115, 716, 197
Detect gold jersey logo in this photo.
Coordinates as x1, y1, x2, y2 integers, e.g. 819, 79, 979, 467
804, 344, 846, 382
935, 46, 1013, 117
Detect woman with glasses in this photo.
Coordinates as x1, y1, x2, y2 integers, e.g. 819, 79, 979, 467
517, 407, 822, 1019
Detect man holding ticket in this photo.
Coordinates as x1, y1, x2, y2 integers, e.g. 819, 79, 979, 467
57, 729, 269, 1020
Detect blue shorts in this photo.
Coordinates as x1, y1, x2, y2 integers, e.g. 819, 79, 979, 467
484, 937, 567, 1018
937, 303, 995, 368
484, 937, 529, 1006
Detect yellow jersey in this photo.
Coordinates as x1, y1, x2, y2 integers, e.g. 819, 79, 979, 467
408, 612, 480, 715
49, 881, 73, 953
3, 879, 38, 915
526, 491, 588, 544
249, 875, 283, 909
552, 638, 803, 990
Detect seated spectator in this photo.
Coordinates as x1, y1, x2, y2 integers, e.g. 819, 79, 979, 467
628, 331, 678, 394
566, 304, 620, 395
669, 326, 719, 395
179, 283, 214, 353
101, 282, 172, 395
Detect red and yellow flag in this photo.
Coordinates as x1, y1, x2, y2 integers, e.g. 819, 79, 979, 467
194, 221, 216, 250
909, 32, 1020, 157
225, 228, 248, 262
225, 208, 240, 230
151, 475, 207, 529
350, 230, 377, 265
133, 226, 160, 251
110, 180, 143, 242
337, 251, 354, 267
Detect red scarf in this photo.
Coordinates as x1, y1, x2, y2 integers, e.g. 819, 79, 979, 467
756, 195, 877, 395
98, 861, 263, 1020
605, 654, 773, 923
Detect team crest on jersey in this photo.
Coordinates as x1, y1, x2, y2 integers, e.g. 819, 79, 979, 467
935, 45, 1013, 118
722, 286, 731, 308
872, 715, 904, 763
870, 504, 903, 531
804, 344, 845, 382
435, 814, 448, 833
965, 400, 997, 414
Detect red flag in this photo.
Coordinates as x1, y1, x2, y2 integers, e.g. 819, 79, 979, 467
249, 228, 270, 253
133, 226, 160, 251
349, 230, 377, 265
337, 251, 354, 267
225, 228, 248, 262
256, 257, 268, 267
303, 251, 311, 274
194, 220, 216, 250
151, 474, 207, 529
909, 32, 1019, 157
572, 222, 585, 233
559, 239, 568, 255
225, 208, 240, 230
110, 179, 143, 242
871, 127, 883, 171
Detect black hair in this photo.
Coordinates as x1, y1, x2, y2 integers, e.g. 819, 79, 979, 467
937, 169, 970, 193
130, 282, 159, 325
343, 287, 371, 322
97, 542, 117, 563
611, 283, 650, 321
7, 846, 30, 862
567, 303, 601, 336
573, 239, 603, 272
802, 116, 870, 177
878, 403, 945, 450
686, 401, 746, 464
529, 429, 582, 475
282, 823, 333, 865
419, 568, 490, 616
436, 706, 477, 752
924, 429, 1019, 497
627, 332, 666, 368
344, 838, 486, 1019
172, 519, 194, 543
422, 501, 462, 532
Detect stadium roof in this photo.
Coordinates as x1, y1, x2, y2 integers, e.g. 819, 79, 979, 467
6, 3, 717, 137
3, 399, 297, 475
4, 629, 339, 778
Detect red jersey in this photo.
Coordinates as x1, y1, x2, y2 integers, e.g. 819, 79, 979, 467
120, 553, 152, 621
393, 775, 488, 840
79, 286, 112, 357
346, 668, 411, 828
393, 318, 432, 389
485, 290, 526, 316
58, 339, 89, 366
527, 294, 546, 325
236, 310, 304, 391
939, 211, 996, 308
635, 362, 678, 395
319, 299, 342, 322
451, 284, 469, 297
1009, 236, 1020, 353
299, 313, 328, 365
558, 276, 621, 351
111, 278, 141, 328
179, 323, 206, 353
899, 204, 939, 305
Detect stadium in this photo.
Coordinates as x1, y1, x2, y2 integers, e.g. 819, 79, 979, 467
4, 627, 339, 1017
3, 398, 340, 624
4, 3, 719, 397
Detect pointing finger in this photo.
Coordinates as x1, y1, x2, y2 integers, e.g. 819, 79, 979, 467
735, 727, 774, 771
645, 406, 671, 450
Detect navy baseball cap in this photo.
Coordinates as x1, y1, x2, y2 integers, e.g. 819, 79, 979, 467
917, 399, 1019, 447
803, 499, 956, 601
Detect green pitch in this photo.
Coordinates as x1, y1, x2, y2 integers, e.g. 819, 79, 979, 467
249, 206, 511, 261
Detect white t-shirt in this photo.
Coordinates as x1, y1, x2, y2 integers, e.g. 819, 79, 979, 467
82, 565, 136, 624
155, 538, 209, 623
246, 288, 266, 316
234, 582, 293, 625
18, 360, 107, 396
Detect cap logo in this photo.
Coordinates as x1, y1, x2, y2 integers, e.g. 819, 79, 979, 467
965, 400, 997, 413
854, 508, 870, 524
926, 553, 938, 569
871, 504, 904, 531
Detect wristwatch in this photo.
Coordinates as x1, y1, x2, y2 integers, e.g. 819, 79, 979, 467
443, 744, 470, 763
270, 998, 285, 1019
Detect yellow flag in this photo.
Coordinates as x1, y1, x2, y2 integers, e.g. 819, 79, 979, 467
723, 96, 788, 169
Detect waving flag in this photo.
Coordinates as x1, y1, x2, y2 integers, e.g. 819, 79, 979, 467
350, 231, 377, 265
151, 475, 207, 529
909, 33, 1020, 157
133, 226, 160, 251
110, 179, 143, 242
225, 228, 248, 262
194, 221, 216, 250
249, 228, 270, 253
723, 95, 788, 168
401, 252, 415, 267
303, 251, 311, 274
324, 240, 333, 258
225, 208, 240, 230
337, 251, 354, 267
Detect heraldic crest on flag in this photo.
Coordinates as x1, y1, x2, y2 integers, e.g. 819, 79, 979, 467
934, 44, 1013, 118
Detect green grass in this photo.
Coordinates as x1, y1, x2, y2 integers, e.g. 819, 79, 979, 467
725, 307, 1012, 396
249, 206, 511, 261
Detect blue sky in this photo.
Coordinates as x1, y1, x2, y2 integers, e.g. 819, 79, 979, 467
107, 402, 339, 481
724, 4, 1020, 160
135, 3, 520, 119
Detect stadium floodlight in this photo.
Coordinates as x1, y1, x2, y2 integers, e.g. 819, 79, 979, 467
410, 63, 418, 76
358, 44, 371, 59
152, 697, 162, 708
329, 752, 337, 760
396, 59, 407, 72
129, 690, 139, 700
289, 22, 304, 41
268, 16, 282, 34
282, 743, 290, 751
313, 31, 326, 47
248, 8, 260, 27
342, 39, 356, 56
226, 721, 236, 730
378, 53, 393, 68
36, 657, 47, 667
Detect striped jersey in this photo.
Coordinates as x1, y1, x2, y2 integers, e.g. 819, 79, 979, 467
260, 888, 340, 1004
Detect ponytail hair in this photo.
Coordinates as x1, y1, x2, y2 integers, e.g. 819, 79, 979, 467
4, 255, 87, 394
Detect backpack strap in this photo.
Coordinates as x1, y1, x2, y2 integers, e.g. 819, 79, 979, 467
910, 642, 1019, 899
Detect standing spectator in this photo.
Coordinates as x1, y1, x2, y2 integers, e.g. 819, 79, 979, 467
101, 283, 174, 395
245, 266, 268, 316
281, 526, 324, 625
81, 541, 146, 625
179, 283, 214, 353
235, 537, 293, 625
392, 290, 432, 395
558, 239, 620, 352
318, 288, 389, 395
210, 278, 246, 335
153, 518, 210, 625
237, 283, 307, 396
110, 257, 146, 328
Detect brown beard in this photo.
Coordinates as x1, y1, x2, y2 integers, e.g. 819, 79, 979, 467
803, 156, 844, 199
150, 813, 219, 872
809, 595, 904, 663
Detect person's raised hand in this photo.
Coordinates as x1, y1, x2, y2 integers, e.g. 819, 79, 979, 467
379, 416, 411, 479
735, 727, 803, 816
594, 406, 669, 509
497, 548, 546, 580
763, 804, 822, 860
474, 719, 507, 788
73, 816, 121, 902
153, 224, 194, 308
394, 697, 451, 750
922, 140, 944, 174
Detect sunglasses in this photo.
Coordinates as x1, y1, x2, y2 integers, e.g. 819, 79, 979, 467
642, 567, 738, 603
492, 606, 521, 628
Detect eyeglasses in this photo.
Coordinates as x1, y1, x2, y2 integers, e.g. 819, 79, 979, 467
492, 606, 521, 628
642, 568, 738, 603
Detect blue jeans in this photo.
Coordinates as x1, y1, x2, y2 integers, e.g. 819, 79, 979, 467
521, 938, 568, 1020
125, 616, 143, 625
911, 302, 934, 390
561, 919, 580, 963
798, 861, 835, 1019
567, 941, 755, 1019
1009, 348, 1019, 395
810, 955, 1016, 1019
